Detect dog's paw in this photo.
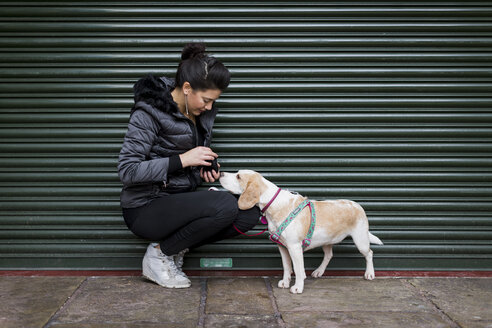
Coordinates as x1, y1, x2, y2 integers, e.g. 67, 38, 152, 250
311, 269, 324, 278
364, 271, 375, 280
290, 284, 304, 294
278, 279, 290, 289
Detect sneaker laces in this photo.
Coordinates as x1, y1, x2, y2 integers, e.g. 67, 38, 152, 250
174, 248, 189, 270
166, 256, 180, 275
155, 248, 180, 276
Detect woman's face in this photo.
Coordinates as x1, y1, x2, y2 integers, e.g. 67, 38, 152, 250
186, 87, 222, 116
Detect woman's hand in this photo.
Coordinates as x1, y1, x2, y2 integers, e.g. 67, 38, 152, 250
179, 146, 218, 168
200, 163, 221, 183
179, 146, 221, 183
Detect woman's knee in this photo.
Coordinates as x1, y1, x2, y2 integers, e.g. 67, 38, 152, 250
211, 191, 239, 225
234, 206, 261, 231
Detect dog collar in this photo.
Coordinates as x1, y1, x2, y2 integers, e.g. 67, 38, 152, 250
259, 188, 281, 224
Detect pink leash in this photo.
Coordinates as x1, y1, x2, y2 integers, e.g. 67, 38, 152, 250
233, 224, 267, 236
232, 188, 282, 236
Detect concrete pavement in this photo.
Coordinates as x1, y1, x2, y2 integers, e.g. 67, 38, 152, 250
0, 275, 490, 328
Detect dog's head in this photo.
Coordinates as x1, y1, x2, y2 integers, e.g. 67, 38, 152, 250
219, 170, 266, 210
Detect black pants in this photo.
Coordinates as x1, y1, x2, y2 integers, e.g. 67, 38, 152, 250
122, 190, 260, 255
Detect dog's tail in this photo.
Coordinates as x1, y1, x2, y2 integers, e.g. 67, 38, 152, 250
369, 232, 383, 245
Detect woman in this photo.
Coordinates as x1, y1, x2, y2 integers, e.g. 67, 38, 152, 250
118, 43, 259, 288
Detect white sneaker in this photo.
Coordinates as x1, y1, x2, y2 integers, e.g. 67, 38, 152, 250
174, 248, 189, 281
142, 243, 191, 288
153, 244, 191, 286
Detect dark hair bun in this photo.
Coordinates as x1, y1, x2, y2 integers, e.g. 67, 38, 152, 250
181, 42, 207, 60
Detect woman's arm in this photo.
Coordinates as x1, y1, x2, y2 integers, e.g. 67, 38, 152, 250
117, 110, 172, 185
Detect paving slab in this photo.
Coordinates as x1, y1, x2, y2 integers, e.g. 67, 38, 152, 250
273, 277, 433, 313
206, 277, 274, 315
45, 276, 201, 327
409, 278, 492, 328
205, 314, 279, 328
0, 276, 84, 328
281, 310, 452, 328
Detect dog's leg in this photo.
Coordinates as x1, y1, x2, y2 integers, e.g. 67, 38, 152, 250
277, 245, 292, 288
352, 226, 375, 280
311, 244, 333, 278
287, 243, 306, 294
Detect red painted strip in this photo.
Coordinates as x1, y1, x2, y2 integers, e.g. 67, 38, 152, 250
0, 270, 491, 277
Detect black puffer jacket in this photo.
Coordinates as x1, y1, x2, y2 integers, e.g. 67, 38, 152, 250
118, 74, 218, 208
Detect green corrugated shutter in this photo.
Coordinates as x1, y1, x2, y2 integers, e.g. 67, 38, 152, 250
0, 1, 491, 271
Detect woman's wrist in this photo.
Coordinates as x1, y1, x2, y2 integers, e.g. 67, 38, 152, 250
178, 153, 188, 168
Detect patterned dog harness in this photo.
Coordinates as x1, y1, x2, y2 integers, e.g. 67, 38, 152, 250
269, 199, 316, 250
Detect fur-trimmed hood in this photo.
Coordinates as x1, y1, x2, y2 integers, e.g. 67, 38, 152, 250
131, 74, 177, 115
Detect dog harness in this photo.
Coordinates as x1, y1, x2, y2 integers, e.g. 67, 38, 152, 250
232, 188, 317, 250
269, 199, 316, 250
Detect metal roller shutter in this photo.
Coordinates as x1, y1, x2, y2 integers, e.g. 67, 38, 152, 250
0, 1, 491, 271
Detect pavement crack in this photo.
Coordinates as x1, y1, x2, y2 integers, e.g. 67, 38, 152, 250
197, 277, 208, 328
43, 277, 88, 328
402, 279, 463, 328
264, 277, 287, 328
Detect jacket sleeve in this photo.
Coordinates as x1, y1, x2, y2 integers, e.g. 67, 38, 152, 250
118, 110, 171, 185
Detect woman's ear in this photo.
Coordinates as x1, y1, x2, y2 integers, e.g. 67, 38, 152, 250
183, 81, 192, 95
238, 177, 261, 210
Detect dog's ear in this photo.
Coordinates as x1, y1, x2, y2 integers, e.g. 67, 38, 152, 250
238, 176, 261, 210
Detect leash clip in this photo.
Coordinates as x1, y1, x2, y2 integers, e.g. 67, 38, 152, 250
259, 215, 268, 225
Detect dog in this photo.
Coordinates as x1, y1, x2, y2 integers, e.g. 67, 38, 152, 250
219, 170, 383, 294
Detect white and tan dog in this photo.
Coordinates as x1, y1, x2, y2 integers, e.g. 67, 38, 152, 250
219, 170, 383, 294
